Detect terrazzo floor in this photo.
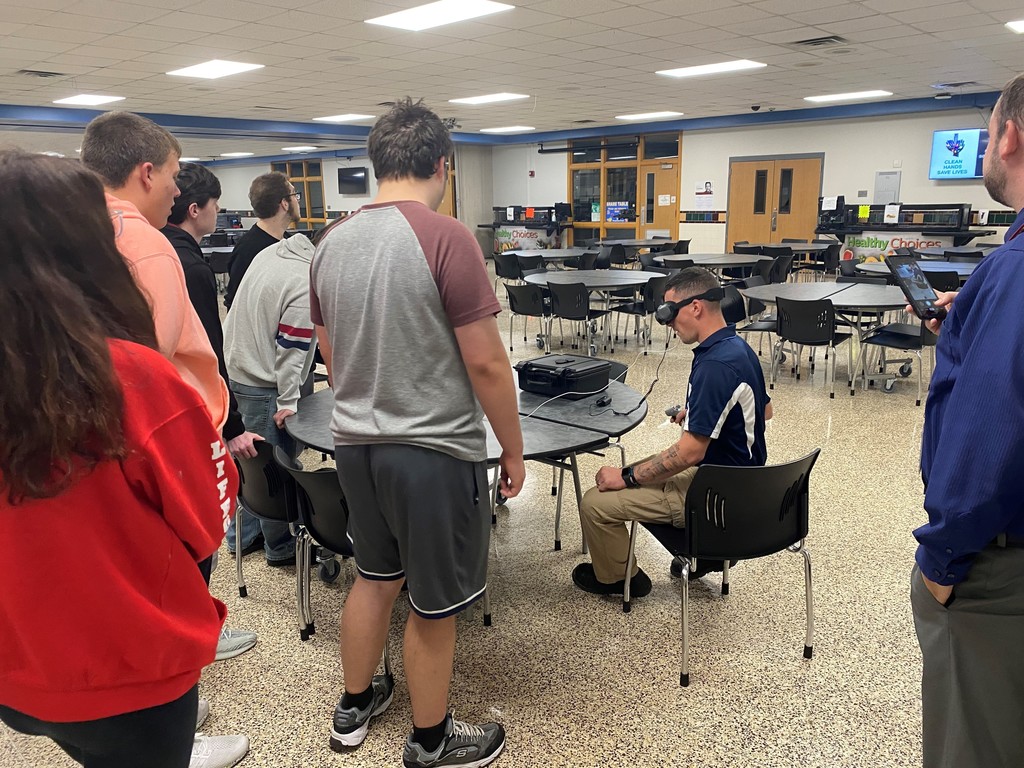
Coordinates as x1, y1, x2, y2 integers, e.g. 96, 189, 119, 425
2, 266, 931, 768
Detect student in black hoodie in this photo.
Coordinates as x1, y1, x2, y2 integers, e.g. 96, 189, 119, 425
223, 172, 300, 309
161, 164, 262, 463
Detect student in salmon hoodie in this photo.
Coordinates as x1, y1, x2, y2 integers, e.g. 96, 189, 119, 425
80, 110, 228, 433
0, 150, 244, 767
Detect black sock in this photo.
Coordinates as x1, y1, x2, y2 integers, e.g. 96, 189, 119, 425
340, 684, 373, 711
413, 716, 448, 752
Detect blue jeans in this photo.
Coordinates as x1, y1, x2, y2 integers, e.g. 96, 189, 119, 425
226, 382, 296, 563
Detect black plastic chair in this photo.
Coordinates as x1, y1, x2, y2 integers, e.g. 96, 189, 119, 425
564, 250, 597, 270
505, 283, 551, 353
769, 254, 796, 284
673, 239, 691, 254
273, 446, 353, 640
658, 256, 693, 271
516, 254, 546, 277
609, 275, 670, 355
852, 321, 937, 406
595, 243, 626, 269
638, 251, 659, 269
838, 259, 859, 278
720, 285, 747, 325
735, 276, 773, 355
623, 449, 821, 686
548, 282, 610, 355
727, 244, 762, 279
209, 250, 232, 294
234, 442, 307, 639
772, 297, 853, 398
946, 251, 983, 262
924, 270, 960, 293
493, 252, 521, 292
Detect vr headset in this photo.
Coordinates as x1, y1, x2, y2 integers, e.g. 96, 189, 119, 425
654, 287, 725, 326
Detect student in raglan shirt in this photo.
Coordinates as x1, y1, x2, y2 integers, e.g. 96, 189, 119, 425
0, 151, 247, 768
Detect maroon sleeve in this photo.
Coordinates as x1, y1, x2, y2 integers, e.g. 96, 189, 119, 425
400, 203, 501, 328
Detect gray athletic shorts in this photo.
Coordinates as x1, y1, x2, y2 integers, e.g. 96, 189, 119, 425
334, 443, 490, 619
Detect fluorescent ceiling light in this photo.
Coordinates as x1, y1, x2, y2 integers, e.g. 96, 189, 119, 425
53, 94, 124, 106
656, 59, 766, 78
804, 89, 893, 103
366, 0, 514, 31
480, 125, 535, 133
616, 110, 683, 120
220, 152, 254, 157
167, 60, 263, 79
282, 146, 319, 152
179, 156, 201, 162
1006, 19, 1024, 33
450, 92, 529, 105
312, 113, 374, 123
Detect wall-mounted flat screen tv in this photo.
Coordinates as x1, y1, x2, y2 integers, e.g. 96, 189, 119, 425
929, 129, 987, 180
338, 166, 369, 195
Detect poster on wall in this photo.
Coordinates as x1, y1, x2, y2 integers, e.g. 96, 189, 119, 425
694, 180, 715, 211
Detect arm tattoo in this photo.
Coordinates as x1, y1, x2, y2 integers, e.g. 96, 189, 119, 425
633, 442, 689, 485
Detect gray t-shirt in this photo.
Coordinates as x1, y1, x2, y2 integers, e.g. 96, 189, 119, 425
310, 201, 500, 462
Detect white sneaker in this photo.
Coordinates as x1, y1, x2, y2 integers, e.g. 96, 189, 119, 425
196, 697, 210, 731
215, 628, 257, 661
190, 734, 249, 768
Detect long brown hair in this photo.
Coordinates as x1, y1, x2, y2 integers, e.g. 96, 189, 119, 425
0, 150, 158, 503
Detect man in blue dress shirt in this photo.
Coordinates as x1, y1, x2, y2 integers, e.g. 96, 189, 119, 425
911, 73, 1024, 767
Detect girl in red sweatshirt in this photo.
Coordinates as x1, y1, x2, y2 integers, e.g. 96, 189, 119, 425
0, 150, 238, 767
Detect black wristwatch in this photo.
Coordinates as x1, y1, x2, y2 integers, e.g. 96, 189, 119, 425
621, 466, 640, 488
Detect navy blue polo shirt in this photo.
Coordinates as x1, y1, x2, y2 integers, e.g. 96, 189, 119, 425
683, 326, 769, 467
915, 208, 1024, 585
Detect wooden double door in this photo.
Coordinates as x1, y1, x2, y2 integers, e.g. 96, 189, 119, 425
726, 156, 822, 247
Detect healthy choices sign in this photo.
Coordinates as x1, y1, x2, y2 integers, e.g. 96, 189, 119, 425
842, 233, 953, 262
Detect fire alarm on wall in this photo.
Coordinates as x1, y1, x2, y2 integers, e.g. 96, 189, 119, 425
529, 170, 535, 177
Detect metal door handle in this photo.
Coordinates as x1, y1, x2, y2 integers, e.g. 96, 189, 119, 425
771, 208, 778, 231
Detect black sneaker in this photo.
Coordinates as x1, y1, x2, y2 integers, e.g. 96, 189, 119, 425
670, 558, 738, 580
403, 714, 505, 768
571, 563, 652, 598
226, 533, 264, 557
329, 674, 394, 751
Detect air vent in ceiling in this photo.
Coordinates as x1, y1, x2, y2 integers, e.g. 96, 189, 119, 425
252, 105, 289, 111
572, 119, 596, 124
789, 35, 848, 48
377, 101, 395, 107
16, 68, 66, 78
932, 81, 981, 90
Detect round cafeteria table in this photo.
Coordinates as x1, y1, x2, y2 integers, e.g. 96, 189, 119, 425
655, 253, 771, 269
506, 248, 593, 265
856, 260, 975, 281
523, 269, 662, 291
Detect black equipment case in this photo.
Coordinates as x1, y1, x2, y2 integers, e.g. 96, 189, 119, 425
514, 355, 610, 400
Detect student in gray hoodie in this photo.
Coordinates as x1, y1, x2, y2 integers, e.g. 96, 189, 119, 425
224, 232, 318, 566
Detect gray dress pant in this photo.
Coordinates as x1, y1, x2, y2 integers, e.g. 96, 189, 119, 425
911, 545, 1024, 768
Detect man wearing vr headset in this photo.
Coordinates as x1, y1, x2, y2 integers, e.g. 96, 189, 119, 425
572, 267, 772, 597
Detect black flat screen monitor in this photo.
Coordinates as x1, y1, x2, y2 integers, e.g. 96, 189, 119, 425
338, 167, 369, 195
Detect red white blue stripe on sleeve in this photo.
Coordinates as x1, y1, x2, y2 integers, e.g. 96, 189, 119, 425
277, 323, 313, 351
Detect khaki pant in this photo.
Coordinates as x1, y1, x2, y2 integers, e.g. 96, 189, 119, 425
579, 463, 698, 584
